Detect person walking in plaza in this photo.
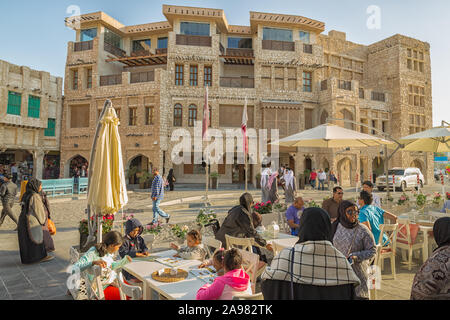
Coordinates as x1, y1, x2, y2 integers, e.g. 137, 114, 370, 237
410, 217, 450, 300
261, 207, 360, 300
322, 187, 344, 223
357, 191, 398, 245
11, 163, 18, 184
267, 170, 279, 204
283, 168, 296, 204
332, 201, 376, 299
260, 164, 271, 203
166, 168, 176, 191
309, 169, 317, 189
17, 178, 54, 264
0, 174, 18, 229
285, 197, 305, 236
362, 181, 381, 208
318, 169, 327, 191
328, 170, 337, 191
40, 190, 55, 252
151, 168, 170, 224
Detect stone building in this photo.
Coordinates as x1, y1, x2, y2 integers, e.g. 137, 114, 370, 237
62, 5, 434, 187
0, 59, 63, 180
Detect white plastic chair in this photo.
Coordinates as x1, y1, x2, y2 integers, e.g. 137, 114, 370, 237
374, 223, 398, 280
236, 249, 260, 294
84, 265, 105, 300
203, 237, 223, 259
233, 292, 264, 300
117, 272, 143, 300
396, 219, 426, 270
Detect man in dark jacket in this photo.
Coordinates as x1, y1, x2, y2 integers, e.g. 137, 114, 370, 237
215, 193, 273, 252
119, 218, 149, 281
0, 174, 18, 228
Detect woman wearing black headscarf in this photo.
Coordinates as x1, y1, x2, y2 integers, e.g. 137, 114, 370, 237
261, 207, 360, 300
167, 169, 175, 191
215, 193, 273, 253
17, 178, 54, 264
332, 201, 376, 299
410, 217, 450, 300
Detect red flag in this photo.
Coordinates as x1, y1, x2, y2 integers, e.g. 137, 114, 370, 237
202, 86, 209, 140
242, 98, 248, 154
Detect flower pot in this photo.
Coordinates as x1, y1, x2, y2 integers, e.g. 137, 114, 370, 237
211, 177, 218, 190
79, 233, 89, 252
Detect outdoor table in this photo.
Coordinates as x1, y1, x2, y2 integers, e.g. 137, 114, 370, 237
264, 233, 298, 250
122, 250, 205, 300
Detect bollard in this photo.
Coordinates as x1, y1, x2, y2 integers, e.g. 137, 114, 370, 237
392, 174, 395, 194
417, 174, 420, 192
441, 173, 445, 197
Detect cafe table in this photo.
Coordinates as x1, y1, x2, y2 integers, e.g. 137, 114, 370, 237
122, 249, 206, 300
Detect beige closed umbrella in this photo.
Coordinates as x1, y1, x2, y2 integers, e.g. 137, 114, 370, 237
86, 100, 128, 244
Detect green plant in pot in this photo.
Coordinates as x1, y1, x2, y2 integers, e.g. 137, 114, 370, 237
210, 172, 220, 189
79, 214, 114, 252
139, 171, 152, 189
126, 166, 138, 184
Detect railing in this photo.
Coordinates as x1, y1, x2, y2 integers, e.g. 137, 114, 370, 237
156, 48, 167, 54
220, 76, 255, 88
131, 50, 150, 57
338, 80, 352, 91
74, 40, 93, 52
130, 71, 155, 84
224, 48, 254, 58
104, 42, 126, 57
321, 80, 328, 91
176, 34, 212, 47
100, 74, 122, 86
262, 40, 295, 52
41, 178, 74, 197
303, 44, 313, 54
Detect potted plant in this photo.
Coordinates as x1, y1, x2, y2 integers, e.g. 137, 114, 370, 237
171, 224, 189, 244
432, 192, 443, 207
305, 199, 321, 208
143, 221, 163, 245
397, 193, 410, 206
253, 201, 273, 214
79, 214, 114, 252
138, 171, 152, 189
126, 166, 138, 184
210, 172, 220, 190
256, 173, 261, 189
415, 193, 427, 212
196, 208, 217, 230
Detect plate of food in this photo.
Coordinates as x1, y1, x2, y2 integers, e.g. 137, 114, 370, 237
151, 268, 189, 283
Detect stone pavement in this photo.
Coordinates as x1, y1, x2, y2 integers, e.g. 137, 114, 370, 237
0, 184, 445, 300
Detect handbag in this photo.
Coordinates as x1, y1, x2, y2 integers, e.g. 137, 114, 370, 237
48, 219, 57, 235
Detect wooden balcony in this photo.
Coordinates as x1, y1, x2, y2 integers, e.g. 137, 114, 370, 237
100, 74, 122, 86
220, 48, 254, 65
176, 34, 212, 47
130, 71, 155, 84
262, 40, 295, 52
74, 40, 93, 52
220, 76, 254, 88
104, 42, 126, 57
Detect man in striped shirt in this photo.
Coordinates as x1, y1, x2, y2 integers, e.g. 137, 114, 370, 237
151, 168, 170, 224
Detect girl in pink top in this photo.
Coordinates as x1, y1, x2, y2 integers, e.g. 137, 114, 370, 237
196, 248, 252, 300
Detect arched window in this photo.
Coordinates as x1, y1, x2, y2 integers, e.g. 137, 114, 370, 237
188, 104, 197, 127
174, 104, 183, 127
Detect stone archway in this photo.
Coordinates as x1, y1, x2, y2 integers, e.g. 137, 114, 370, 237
372, 156, 385, 179
410, 159, 424, 173
127, 155, 152, 185
322, 158, 330, 172
337, 157, 353, 187
67, 155, 89, 178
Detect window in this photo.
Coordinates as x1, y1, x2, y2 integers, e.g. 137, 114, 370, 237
408, 85, 425, 107
227, 37, 252, 49
72, 70, 78, 90
204, 66, 212, 87
371, 92, 385, 102
299, 31, 310, 44
80, 28, 97, 42
359, 88, 365, 99
406, 48, 424, 73
371, 120, 377, 135
132, 39, 151, 53
104, 28, 121, 48
86, 68, 92, 89
263, 27, 293, 41
129, 108, 137, 126
44, 118, 56, 137
180, 22, 210, 36
188, 105, 197, 127
145, 106, 154, 125
302, 71, 312, 92
174, 104, 183, 126
382, 121, 387, 133
158, 37, 168, 49
190, 65, 198, 86
7, 91, 21, 115
209, 106, 212, 127
175, 64, 184, 86
28, 95, 41, 118
70, 105, 90, 128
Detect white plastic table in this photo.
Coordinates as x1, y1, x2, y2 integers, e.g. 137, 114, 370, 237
122, 250, 205, 300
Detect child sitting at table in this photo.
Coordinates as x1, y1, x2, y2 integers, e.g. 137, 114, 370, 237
199, 248, 226, 276
196, 248, 252, 300
170, 230, 207, 261
119, 218, 149, 282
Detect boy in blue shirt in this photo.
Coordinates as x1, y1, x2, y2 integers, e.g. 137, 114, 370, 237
285, 197, 305, 236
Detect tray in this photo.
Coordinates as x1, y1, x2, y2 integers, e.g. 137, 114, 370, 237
151, 268, 188, 283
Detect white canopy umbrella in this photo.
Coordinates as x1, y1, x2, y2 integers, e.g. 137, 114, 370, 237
397, 126, 450, 152
271, 124, 392, 148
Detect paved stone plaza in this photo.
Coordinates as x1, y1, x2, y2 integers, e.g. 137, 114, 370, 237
0, 183, 446, 300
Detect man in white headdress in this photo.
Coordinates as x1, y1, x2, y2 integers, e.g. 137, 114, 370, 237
283, 168, 296, 204
261, 163, 272, 203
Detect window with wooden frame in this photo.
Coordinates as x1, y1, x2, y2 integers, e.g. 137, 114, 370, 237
7, 91, 21, 115
174, 104, 183, 126
188, 105, 198, 127
406, 48, 425, 73
190, 65, 198, 86
44, 118, 56, 137
28, 95, 41, 118
408, 85, 425, 107
204, 66, 212, 87
302, 71, 312, 92
129, 107, 137, 126
145, 106, 154, 125
72, 69, 78, 90
86, 68, 93, 89
175, 64, 184, 86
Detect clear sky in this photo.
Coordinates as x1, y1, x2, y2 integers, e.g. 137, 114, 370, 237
0, 0, 448, 126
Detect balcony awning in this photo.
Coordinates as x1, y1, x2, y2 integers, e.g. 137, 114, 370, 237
106, 52, 167, 66
220, 48, 254, 65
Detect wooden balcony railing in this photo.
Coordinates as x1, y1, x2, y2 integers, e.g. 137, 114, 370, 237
176, 34, 212, 47
104, 42, 126, 57
74, 40, 93, 52
220, 77, 254, 88
155, 48, 168, 54
262, 40, 295, 52
100, 74, 122, 86
130, 71, 155, 84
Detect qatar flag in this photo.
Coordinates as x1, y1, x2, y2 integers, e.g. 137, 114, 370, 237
242, 98, 248, 154
202, 86, 209, 140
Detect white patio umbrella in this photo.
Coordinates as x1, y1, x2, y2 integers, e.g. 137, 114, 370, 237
271, 124, 392, 148
397, 126, 450, 152
85, 100, 128, 245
